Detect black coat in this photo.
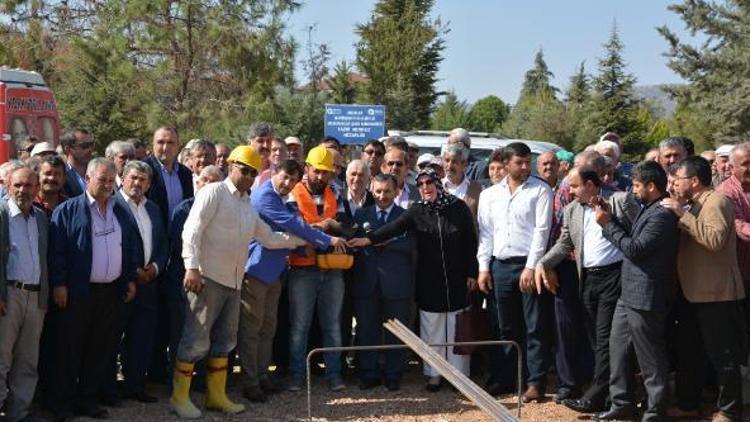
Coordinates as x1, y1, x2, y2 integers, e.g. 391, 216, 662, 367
143, 155, 194, 228
368, 198, 479, 312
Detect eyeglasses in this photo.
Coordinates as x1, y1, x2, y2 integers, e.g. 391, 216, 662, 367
417, 179, 435, 188
386, 161, 404, 168
234, 164, 258, 177
363, 149, 383, 157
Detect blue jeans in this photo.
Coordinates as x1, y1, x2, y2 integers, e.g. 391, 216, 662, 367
287, 267, 344, 381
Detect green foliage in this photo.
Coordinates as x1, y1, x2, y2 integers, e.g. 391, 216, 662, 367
430, 91, 471, 130
502, 91, 574, 147
519, 49, 559, 100
659, 0, 750, 143
355, 0, 447, 130
467, 95, 509, 133
328, 60, 358, 105
565, 62, 590, 106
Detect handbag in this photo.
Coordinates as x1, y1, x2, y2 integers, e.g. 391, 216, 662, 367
453, 291, 491, 355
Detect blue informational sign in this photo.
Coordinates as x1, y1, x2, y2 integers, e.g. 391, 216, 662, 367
324, 104, 386, 144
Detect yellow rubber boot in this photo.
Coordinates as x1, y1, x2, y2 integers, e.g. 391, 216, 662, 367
170, 360, 202, 419
205, 357, 245, 414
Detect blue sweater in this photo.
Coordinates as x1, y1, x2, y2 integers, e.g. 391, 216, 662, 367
49, 194, 139, 299
245, 180, 331, 283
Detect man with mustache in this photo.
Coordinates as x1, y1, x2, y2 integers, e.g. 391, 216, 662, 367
247, 122, 275, 189
34, 155, 68, 218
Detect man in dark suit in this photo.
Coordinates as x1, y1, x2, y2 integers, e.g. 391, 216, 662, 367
594, 160, 679, 421
142, 126, 193, 383
105, 160, 169, 403
60, 129, 93, 198
382, 148, 419, 209
352, 173, 415, 391
48, 158, 138, 421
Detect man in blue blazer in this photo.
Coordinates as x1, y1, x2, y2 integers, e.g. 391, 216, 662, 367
48, 158, 139, 421
103, 161, 169, 404
352, 173, 415, 391
142, 126, 193, 382
241, 159, 347, 402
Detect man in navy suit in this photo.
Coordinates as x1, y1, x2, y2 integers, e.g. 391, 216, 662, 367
48, 158, 139, 421
142, 126, 194, 382
352, 173, 415, 391
60, 129, 93, 198
104, 160, 169, 404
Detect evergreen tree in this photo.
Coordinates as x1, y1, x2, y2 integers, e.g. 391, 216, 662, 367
467, 95, 509, 133
579, 23, 647, 155
565, 62, 590, 106
356, 0, 447, 130
659, 0, 750, 143
328, 60, 357, 105
431, 91, 471, 130
519, 49, 559, 100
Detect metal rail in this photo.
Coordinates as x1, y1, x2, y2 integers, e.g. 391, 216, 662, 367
304, 325, 522, 420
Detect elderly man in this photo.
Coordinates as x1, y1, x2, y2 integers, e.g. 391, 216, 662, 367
284, 137, 304, 164
60, 129, 94, 198
241, 159, 347, 402
382, 148, 419, 209
286, 145, 354, 393
361, 139, 385, 178
247, 122, 275, 189
105, 140, 136, 189
658, 137, 688, 171
214, 143, 231, 176
594, 161, 679, 421
536, 165, 639, 413
170, 146, 304, 419
714, 144, 734, 186
187, 140, 217, 189
30, 141, 57, 159
442, 143, 482, 217
537, 151, 561, 188
477, 142, 553, 401
594, 140, 630, 190
106, 161, 169, 403
343, 159, 374, 220
49, 158, 138, 421
163, 166, 223, 388
0, 166, 49, 422
662, 156, 747, 421
352, 173, 415, 391
448, 128, 487, 181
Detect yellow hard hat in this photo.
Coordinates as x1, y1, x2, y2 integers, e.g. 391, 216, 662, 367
305, 145, 335, 172
227, 145, 262, 171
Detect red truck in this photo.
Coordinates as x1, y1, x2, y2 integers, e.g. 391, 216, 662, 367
0, 67, 60, 163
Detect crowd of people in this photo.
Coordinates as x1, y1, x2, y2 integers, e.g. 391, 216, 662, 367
0, 124, 747, 422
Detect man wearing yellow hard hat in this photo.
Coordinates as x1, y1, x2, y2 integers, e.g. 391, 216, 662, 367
286, 144, 352, 392
170, 145, 306, 419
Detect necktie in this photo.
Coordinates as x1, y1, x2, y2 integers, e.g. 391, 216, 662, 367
378, 210, 387, 225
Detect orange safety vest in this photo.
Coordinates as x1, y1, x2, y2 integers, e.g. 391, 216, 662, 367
288, 183, 338, 267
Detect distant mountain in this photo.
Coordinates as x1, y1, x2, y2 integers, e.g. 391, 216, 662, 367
633, 84, 679, 117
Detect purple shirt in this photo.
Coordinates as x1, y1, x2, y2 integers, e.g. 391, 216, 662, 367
88, 193, 123, 283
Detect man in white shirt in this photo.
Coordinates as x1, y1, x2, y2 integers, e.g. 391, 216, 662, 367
535, 166, 639, 414
442, 143, 482, 218
170, 146, 305, 419
343, 160, 373, 219
477, 142, 553, 402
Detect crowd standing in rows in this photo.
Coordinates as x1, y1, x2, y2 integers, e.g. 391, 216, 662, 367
0, 126, 748, 422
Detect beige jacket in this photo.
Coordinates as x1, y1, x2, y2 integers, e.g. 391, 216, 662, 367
677, 189, 745, 303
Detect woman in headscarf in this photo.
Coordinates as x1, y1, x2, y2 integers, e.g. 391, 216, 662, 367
348, 168, 479, 391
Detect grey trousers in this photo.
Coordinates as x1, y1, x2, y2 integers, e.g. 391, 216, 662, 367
0, 287, 45, 421
176, 277, 240, 363
608, 300, 669, 421
239, 277, 282, 387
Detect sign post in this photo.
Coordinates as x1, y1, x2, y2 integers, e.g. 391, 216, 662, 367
324, 104, 385, 144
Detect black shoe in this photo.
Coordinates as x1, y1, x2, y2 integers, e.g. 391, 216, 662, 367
75, 406, 109, 419
425, 377, 441, 392
594, 406, 638, 421
384, 379, 400, 391
485, 382, 514, 396
259, 378, 281, 395
242, 385, 267, 403
358, 379, 381, 390
123, 391, 158, 403
554, 388, 580, 404
562, 398, 605, 414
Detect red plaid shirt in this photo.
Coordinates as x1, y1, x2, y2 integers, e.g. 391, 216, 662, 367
716, 175, 750, 281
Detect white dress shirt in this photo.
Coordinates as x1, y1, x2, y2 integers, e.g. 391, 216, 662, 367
443, 175, 470, 200
477, 175, 553, 271
6, 198, 40, 284
347, 189, 368, 216
394, 184, 412, 209
582, 206, 622, 268
119, 191, 156, 272
183, 178, 306, 290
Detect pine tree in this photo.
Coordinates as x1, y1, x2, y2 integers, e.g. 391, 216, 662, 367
328, 60, 357, 105
356, 0, 447, 130
565, 62, 590, 107
431, 91, 471, 130
519, 49, 559, 100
